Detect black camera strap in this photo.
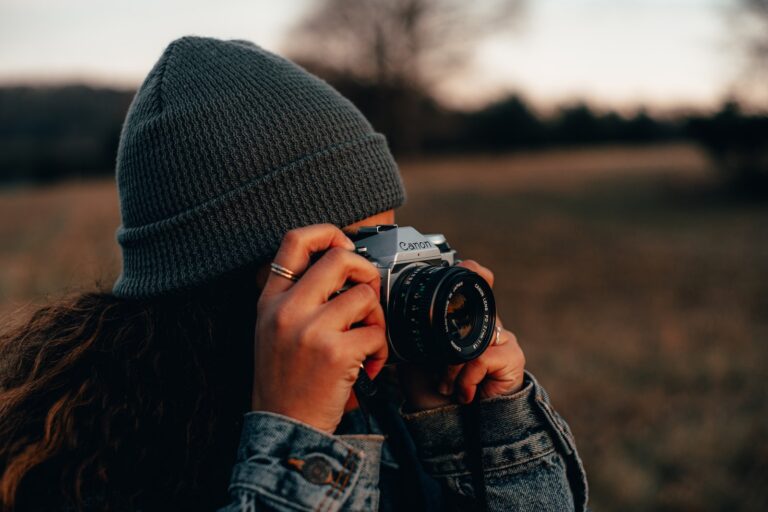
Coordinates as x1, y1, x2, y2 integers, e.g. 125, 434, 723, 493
353, 369, 489, 512
354, 369, 430, 510
459, 399, 489, 512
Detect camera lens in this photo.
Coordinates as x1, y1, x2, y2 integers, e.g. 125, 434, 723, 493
387, 264, 496, 364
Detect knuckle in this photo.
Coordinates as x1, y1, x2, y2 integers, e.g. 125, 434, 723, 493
370, 325, 388, 347
272, 304, 293, 331
322, 340, 345, 365
327, 248, 378, 277
296, 321, 320, 349
360, 259, 380, 281
327, 224, 347, 238
352, 326, 387, 357
352, 282, 378, 303
326, 246, 349, 265
281, 229, 302, 250
367, 324, 386, 339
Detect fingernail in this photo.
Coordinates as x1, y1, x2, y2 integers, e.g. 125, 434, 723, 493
345, 237, 356, 250
438, 383, 451, 396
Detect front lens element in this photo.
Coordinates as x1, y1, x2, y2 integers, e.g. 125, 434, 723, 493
447, 291, 474, 341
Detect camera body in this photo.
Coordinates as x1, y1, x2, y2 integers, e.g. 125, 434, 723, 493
347, 225, 496, 365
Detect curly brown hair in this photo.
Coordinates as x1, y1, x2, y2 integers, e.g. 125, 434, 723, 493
0, 265, 260, 511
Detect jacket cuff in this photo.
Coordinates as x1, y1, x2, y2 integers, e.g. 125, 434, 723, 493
399, 370, 570, 475
228, 411, 384, 512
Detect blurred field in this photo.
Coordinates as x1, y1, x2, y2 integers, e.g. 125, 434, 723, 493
1, 143, 766, 511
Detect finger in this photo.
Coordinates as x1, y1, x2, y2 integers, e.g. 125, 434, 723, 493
454, 344, 516, 404
437, 364, 465, 396
453, 358, 490, 404
339, 325, 389, 379
468, 339, 526, 401
456, 259, 494, 288
292, 247, 381, 306
478, 364, 525, 399
319, 282, 385, 331
261, 224, 355, 298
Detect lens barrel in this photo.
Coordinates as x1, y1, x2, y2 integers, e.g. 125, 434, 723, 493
387, 264, 496, 364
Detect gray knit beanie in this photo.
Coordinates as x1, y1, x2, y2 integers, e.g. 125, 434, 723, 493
112, 36, 406, 298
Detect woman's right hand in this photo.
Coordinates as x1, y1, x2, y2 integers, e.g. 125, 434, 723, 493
251, 224, 388, 434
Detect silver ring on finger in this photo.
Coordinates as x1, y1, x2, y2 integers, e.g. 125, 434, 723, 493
493, 324, 507, 346
270, 262, 301, 282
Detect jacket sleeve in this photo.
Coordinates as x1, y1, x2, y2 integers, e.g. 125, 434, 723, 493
399, 370, 589, 512
217, 411, 385, 512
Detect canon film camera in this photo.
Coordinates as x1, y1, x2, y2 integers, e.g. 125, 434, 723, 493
343, 225, 496, 365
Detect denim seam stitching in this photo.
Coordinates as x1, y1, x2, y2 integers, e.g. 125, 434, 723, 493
316, 448, 353, 512
423, 444, 557, 477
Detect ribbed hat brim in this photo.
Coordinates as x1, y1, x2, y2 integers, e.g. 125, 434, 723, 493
112, 133, 405, 298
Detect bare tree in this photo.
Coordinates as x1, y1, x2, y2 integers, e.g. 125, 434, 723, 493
730, 0, 768, 105
285, 0, 524, 94
283, 0, 524, 154
741, 0, 768, 68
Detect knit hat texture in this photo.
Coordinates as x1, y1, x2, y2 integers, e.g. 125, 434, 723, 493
113, 36, 406, 298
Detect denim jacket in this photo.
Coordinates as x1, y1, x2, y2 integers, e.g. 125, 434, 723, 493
217, 370, 588, 511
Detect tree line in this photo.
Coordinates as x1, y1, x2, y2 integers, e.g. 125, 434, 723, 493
0, 85, 133, 184
1, 83, 765, 191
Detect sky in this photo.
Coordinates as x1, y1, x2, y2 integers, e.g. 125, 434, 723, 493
0, 0, 746, 113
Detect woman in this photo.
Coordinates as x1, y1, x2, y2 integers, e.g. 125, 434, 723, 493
0, 36, 588, 511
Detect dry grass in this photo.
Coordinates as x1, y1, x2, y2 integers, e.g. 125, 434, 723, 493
0, 180, 121, 316
1, 143, 766, 511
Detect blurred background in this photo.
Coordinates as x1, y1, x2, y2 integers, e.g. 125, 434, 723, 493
1, 0, 766, 510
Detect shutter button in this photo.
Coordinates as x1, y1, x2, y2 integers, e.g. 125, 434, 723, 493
286, 456, 333, 485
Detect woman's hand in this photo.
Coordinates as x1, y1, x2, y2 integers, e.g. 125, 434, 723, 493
397, 260, 526, 412
251, 224, 388, 434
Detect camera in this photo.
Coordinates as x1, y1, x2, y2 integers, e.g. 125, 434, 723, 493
343, 225, 496, 365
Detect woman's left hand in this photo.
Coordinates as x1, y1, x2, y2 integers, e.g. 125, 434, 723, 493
397, 260, 526, 412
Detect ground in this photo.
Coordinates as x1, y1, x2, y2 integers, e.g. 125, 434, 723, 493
1, 143, 766, 511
